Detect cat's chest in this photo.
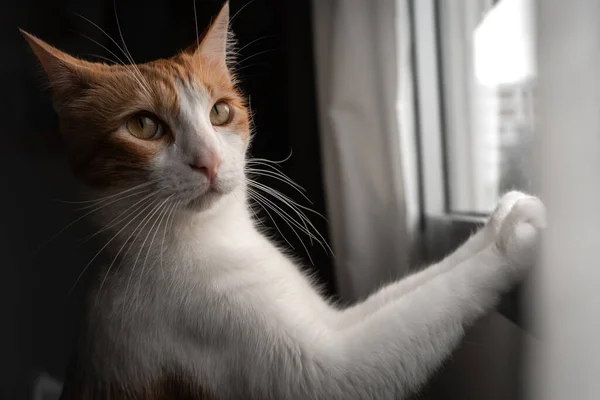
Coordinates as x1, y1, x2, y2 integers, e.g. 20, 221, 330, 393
86, 234, 325, 392
160, 238, 315, 310
105, 232, 318, 335
170, 235, 289, 280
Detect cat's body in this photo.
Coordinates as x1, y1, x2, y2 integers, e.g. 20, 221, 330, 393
22, 3, 545, 399
61, 187, 541, 400
65, 190, 332, 398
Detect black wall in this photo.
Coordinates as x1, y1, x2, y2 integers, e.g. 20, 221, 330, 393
0, 1, 333, 398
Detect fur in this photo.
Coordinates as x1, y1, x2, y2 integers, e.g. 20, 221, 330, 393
22, 2, 545, 399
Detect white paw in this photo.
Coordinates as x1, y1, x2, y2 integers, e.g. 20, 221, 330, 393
496, 196, 546, 268
488, 191, 530, 233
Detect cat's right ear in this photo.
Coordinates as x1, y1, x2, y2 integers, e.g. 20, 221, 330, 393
183, 2, 231, 66
20, 30, 97, 108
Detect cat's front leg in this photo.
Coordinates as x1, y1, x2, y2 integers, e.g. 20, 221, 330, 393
300, 195, 545, 399
334, 191, 531, 329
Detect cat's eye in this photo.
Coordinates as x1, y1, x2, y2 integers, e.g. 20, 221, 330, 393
210, 101, 233, 126
126, 114, 165, 140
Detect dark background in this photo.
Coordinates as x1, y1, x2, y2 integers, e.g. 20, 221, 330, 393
0, 1, 334, 398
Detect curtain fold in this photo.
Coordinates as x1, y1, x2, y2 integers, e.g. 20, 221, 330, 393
311, 0, 419, 302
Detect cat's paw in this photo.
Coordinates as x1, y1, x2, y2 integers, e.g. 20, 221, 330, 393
488, 191, 531, 233
495, 196, 546, 269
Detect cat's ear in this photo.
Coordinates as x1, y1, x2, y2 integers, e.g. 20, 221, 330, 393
194, 2, 231, 65
20, 30, 97, 108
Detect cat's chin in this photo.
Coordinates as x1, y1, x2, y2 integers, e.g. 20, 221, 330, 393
185, 188, 227, 212
180, 176, 242, 212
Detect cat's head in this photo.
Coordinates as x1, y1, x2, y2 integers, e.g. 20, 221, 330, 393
22, 2, 250, 211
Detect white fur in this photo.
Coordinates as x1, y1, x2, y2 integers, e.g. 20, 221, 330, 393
82, 83, 545, 399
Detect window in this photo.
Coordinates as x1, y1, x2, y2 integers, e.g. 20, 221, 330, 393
411, 0, 535, 324
439, 0, 535, 214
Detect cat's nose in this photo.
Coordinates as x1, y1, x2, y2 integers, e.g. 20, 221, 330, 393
190, 154, 221, 183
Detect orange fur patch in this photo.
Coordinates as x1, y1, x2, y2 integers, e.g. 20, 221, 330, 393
59, 364, 218, 400
22, 20, 249, 190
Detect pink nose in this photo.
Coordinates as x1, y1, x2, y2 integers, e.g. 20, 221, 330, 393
190, 155, 221, 183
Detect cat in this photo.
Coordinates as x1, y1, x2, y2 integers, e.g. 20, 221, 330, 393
22, 2, 545, 399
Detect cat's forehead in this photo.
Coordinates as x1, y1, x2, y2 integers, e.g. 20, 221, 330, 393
89, 54, 238, 126
140, 55, 249, 137
105, 55, 232, 121
144, 55, 233, 97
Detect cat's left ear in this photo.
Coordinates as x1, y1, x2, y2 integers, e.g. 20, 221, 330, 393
194, 1, 231, 65
20, 29, 98, 109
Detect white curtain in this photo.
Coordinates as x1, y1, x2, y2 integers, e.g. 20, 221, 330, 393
530, 0, 600, 399
311, 0, 420, 302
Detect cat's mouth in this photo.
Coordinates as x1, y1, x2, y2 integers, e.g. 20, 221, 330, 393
183, 181, 230, 211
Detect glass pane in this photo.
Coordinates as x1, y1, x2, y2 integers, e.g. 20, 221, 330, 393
438, 0, 535, 213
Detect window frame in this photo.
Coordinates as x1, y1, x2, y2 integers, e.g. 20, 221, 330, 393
409, 0, 524, 327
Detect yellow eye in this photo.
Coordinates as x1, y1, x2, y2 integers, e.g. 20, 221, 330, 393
126, 114, 165, 140
210, 101, 233, 126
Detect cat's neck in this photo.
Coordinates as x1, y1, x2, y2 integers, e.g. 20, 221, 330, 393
171, 187, 256, 241
96, 186, 257, 264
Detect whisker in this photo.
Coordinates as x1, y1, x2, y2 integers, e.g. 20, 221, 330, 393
168, 201, 181, 231
70, 192, 163, 295
75, 11, 152, 97
160, 201, 178, 279
245, 168, 309, 200
193, 0, 199, 47
247, 189, 296, 251
248, 188, 314, 264
230, 0, 256, 25
72, 30, 128, 66
75, 187, 153, 212
247, 151, 294, 164
80, 53, 121, 65
74, 13, 126, 55
246, 151, 333, 256
250, 181, 333, 255
249, 180, 325, 221
34, 188, 156, 259
94, 194, 164, 302
248, 184, 317, 243
57, 180, 157, 205
167, 200, 183, 278
74, 28, 151, 98
249, 181, 313, 245
116, 198, 168, 286
83, 189, 163, 241
234, 188, 265, 227
112, 1, 154, 95
249, 182, 332, 255
249, 188, 314, 245
234, 63, 271, 75
247, 95, 257, 129
234, 48, 279, 68
236, 35, 276, 54
125, 196, 172, 302
135, 196, 175, 303
245, 162, 305, 192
